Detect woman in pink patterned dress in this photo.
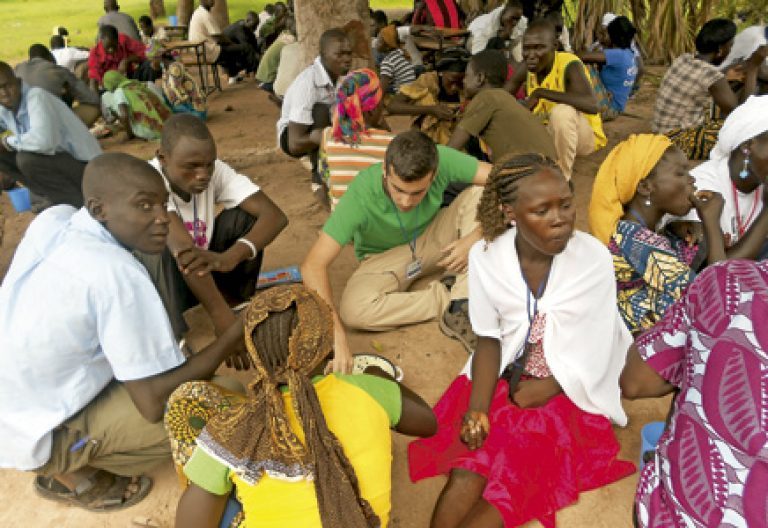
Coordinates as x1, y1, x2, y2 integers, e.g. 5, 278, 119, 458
621, 259, 768, 527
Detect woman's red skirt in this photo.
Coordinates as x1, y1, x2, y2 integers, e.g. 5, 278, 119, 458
408, 375, 635, 528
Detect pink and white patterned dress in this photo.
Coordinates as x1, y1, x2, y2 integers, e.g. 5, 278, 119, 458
635, 260, 768, 528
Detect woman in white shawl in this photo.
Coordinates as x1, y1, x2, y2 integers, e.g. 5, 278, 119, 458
684, 95, 768, 258
408, 154, 635, 528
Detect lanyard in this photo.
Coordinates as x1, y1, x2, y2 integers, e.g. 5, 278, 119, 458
629, 208, 648, 229
514, 265, 551, 365
171, 194, 200, 247
731, 182, 762, 238
391, 201, 420, 259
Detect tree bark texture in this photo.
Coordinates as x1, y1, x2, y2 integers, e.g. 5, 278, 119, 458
294, 0, 372, 70
149, 0, 166, 19
177, 0, 194, 26
211, 0, 230, 28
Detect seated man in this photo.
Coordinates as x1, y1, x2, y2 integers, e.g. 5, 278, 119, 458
277, 28, 351, 187
50, 35, 89, 75
255, 16, 296, 93
257, 1, 288, 50
467, 0, 525, 58
97, 0, 141, 41
0, 62, 101, 208
448, 49, 556, 162
507, 18, 605, 180
15, 44, 101, 128
189, 0, 254, 84
222, 10, 261, 77
136, 114, 288, 341
88, 24, 152, 92
0, 153, 246, 511
302, 130, 492, 372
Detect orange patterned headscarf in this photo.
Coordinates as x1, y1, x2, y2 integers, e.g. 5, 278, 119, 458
331, 68, 382, 145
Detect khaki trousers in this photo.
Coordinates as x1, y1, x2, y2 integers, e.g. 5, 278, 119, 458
339, 186, 482, 331
548, 104, 596, 180
35, 382, 170, 478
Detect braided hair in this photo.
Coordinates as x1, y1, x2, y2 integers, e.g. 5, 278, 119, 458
476, 153, 562, 243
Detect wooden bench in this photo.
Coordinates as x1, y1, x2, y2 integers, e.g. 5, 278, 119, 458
164, 39, 221, 95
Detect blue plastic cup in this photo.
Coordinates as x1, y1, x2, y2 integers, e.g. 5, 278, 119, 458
7, 187, 31, 213
640, 421, 665, 470
168, 15, 178, 26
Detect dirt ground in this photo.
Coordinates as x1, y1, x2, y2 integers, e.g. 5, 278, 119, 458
0, 70, 672, 528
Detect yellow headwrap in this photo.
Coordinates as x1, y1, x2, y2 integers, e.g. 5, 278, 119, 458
378, 24, 399, 50
588, 134, 673, 245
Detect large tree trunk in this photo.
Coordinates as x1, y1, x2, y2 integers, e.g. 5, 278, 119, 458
294, 0, 371, 70
149, 0, 166, 19
177, 0, 194, 26
211, 0, 230, 28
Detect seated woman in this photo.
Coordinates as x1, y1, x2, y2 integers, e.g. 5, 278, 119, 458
652, 18, 766, 160
161, 62, 207, 121
409, 154, 635, 528
387, 48, 468, 145
320, 68, 393, 210
588, 134, 726, 336
172, 284, 437, 528
579, 16, 638, 120
376, 25, 417, 95
681, 95, 768, 258
620, 258, 768, 528
102, 70, 171, 141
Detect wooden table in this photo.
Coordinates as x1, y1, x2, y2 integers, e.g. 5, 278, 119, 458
164, 39, 220, 95
412, 27, 471, 53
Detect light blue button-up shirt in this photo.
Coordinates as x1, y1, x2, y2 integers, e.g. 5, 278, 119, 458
0, 206, 184, 470
0, 83, 101, 161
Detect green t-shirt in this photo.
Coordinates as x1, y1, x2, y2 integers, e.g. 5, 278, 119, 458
458, 88, 556, 162
323, 145, 479, 260
183, 373, 402, 495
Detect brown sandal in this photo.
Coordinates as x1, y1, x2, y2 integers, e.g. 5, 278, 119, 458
34, 471, 152, 512
439, 300, 478, 354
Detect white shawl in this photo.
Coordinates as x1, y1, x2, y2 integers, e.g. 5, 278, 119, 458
463, 229, 631, 425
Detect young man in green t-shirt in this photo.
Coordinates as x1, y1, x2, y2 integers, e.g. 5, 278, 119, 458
302, 130, 492, 372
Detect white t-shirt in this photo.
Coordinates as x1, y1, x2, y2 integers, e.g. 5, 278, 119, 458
276, 57, 336, 142
189, 6, 222, 62
0, 207, 184, 470
149, 158, 260, 249
685, 157, 764, 246
51, 47, 90, 72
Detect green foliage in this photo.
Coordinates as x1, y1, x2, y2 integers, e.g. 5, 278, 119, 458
1, 0, 411, 63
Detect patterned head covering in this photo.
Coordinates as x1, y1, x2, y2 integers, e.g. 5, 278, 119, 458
588, 134, 673, 244
197, 284, 379, 528
331, 68, 383, 145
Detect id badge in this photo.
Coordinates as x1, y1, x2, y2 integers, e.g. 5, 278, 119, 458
405, 258, 422, 280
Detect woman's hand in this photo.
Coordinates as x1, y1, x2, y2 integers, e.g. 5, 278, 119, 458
690, 190, 724, 227
460, 410, 490, 450
511, 377, 561, 409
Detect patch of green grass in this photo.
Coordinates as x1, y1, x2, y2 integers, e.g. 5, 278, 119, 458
2, 0, 411, 63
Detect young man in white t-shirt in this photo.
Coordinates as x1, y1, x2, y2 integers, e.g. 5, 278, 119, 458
137, 114, 288, 340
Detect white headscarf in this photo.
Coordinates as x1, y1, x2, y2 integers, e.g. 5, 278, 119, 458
464, 230, 631, 425
602, 13, 618, 27
711, 95, 768, 161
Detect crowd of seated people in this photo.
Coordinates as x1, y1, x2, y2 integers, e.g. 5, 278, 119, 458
2, 2, 768, 528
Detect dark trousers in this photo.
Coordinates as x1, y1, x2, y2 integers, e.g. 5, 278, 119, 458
0, 150, 86, 208
135, 207, 263, 339
217, 44, 259, 77
279, 103, 331, 185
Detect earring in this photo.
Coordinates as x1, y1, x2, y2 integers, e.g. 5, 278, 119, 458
740, 149, 750, 180
644, 194, 652, 207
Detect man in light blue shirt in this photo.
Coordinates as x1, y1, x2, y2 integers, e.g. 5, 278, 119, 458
0, 153, 246, 511
0, 61, 101, 208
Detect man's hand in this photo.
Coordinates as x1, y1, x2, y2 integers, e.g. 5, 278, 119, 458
329, 325, 354, 374
224, 341, 252, 371
511, 377, 561, 408
460, 410, 490, 450
175, 247, 232, 276
429, 104, 456, 120
438, 230, 481, 273
747, 45, 768, 69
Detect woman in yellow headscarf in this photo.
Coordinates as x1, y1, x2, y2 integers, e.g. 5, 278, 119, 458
588, 134, 726, 335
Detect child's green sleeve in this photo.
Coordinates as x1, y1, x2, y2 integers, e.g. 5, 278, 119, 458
183, 447, 234, 496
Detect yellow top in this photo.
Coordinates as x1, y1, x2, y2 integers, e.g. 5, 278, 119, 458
527, 51, 607, 150
232, 375, 393, 528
